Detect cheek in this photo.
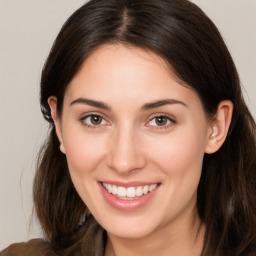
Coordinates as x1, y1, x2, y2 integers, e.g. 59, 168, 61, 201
63, 128, 106, 178
148, 126, 206, 179
62, 130, 108, 206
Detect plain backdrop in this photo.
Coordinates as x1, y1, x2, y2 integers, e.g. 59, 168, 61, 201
0, 0, 255, 250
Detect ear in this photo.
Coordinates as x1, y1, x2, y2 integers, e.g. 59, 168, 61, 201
48, 96, 66, 154
205, 100, 233, 154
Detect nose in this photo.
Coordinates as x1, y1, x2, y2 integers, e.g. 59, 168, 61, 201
107, 126, 147, 175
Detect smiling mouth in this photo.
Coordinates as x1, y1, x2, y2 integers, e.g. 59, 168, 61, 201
101, 182, 159, 200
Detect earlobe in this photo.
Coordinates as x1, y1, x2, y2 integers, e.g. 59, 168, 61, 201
205, 100, 233, 154
48, 96, 66, 154
60, 143, 66, 154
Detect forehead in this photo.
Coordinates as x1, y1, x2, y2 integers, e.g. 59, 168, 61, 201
64, 44, 201, 109
73, 44, 174, 84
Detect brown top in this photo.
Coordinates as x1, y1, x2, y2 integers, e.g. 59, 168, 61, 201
0, 216, 106, 256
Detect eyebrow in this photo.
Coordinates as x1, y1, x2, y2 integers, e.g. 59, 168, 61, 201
70, 98, 111, 110
70, 97, 187, 111
141, 99, 188, 110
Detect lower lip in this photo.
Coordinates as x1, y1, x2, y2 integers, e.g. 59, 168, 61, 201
99, 182, 160, 211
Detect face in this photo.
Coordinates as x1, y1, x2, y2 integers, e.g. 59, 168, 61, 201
51, 44, 214, 239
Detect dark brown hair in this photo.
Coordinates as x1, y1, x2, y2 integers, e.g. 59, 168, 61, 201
34, 0, 256, 255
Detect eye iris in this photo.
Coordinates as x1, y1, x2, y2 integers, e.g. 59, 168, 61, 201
90, 115, 102, 125
156, 116, 168, 126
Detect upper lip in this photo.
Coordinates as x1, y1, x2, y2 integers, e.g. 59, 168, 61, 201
99, 181, 160, 187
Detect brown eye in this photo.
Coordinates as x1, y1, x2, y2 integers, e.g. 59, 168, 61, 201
82, 114, 107, 126
148, 115, 173, 127
155, 116, 168, 126
90, 115, 103, 125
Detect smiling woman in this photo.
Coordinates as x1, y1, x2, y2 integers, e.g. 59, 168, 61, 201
49, 45, 215, 246
1, 0, 256, 256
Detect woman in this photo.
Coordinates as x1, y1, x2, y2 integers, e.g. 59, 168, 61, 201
1, 0, 255, 255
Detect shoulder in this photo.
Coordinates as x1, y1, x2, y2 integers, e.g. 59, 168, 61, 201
0, 239, 56, 256
0, 216, 105, 256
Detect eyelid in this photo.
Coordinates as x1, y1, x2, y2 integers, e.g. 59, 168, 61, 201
80, 112, 110, 128
145, 113, 176, 129
79, 112, 176, 130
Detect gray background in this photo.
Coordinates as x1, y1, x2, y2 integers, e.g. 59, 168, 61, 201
0, 0, 255, 250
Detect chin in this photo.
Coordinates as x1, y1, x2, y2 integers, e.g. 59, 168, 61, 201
106, 224, 156, 239
96, 213, 160, 239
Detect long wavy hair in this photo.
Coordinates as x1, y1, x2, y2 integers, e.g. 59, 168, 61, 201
34, 0, 256, 255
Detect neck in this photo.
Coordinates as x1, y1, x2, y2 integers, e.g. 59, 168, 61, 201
105, 211, 205, 256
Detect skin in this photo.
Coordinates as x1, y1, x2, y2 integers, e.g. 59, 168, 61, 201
49, 44, 233, 256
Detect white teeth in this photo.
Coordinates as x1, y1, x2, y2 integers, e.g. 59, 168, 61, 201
102, 183, 158, 199
149, 184, 157, 191
136, 186, 143, 197
112, 185, 118, 195
107, 184, 112, 193
143, 185, 149, 195
118, 186, 126, 197
127, 187, 136, 198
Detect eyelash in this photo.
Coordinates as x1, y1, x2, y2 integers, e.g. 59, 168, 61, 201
80, 113, 176, 130
80, 113, 109, 129
146, 114, 176, 130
